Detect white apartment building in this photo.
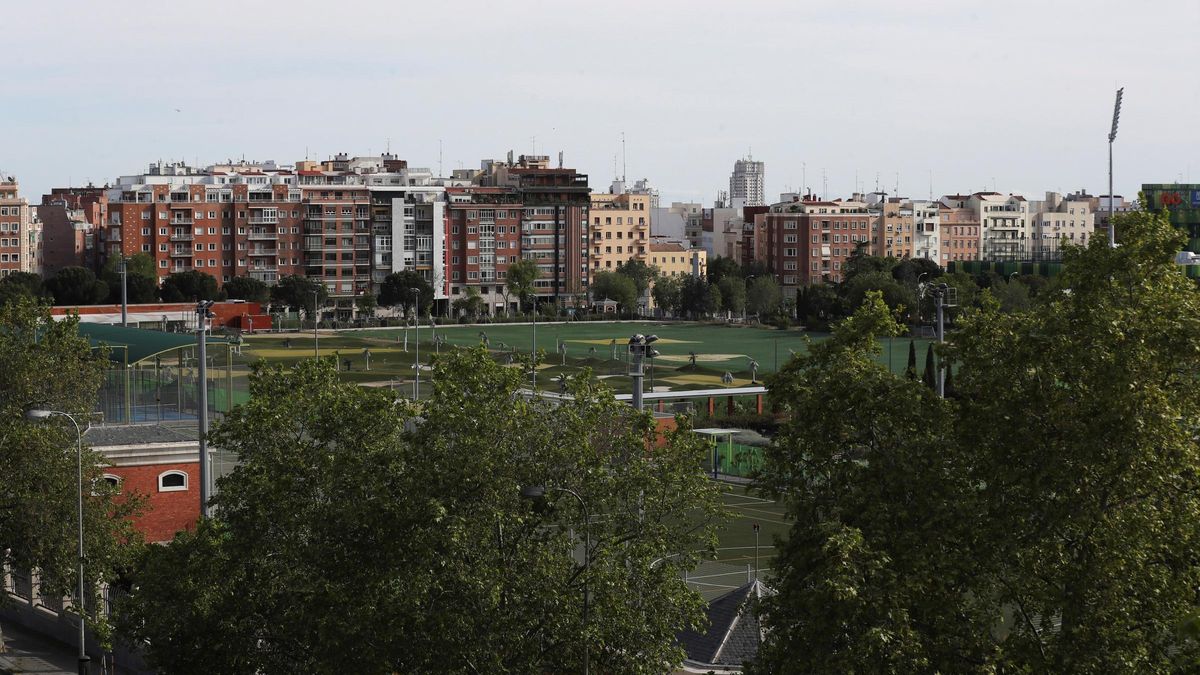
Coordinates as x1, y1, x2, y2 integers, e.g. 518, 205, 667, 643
968, 192, 1030, 260
1028, 191, 1094, 255
909, 199, 941, 262
729, 156, 765, 208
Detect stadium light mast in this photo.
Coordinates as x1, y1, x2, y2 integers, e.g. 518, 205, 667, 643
1108, 87, 1124, 248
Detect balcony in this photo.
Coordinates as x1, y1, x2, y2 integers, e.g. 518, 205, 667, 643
248, 230, 277, 241
170, 218, 194, 226
248, 216, 278, 225
169, 249, 193, 257
248, 248, 278, 256
169, 232, 194, 241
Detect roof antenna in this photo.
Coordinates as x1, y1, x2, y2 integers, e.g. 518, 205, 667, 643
621, 131, 627, 182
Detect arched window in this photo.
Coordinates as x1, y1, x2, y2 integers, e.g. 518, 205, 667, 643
102, 474, 122, 487
158, 470, 188, 492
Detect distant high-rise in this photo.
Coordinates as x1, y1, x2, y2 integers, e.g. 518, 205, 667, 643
729, 156, 765, 207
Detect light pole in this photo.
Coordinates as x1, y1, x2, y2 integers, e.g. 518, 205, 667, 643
25, 409, 89, 675
412, 288, 420, 400
521, 485, 591, 675
916, 271, 929, 326
118, 257, 128, 328
1108, 87, 1124, 248
312, 288, 320, 358
933, 283, 948, 398
627, 334, 659, 411
195, 300, 215, 518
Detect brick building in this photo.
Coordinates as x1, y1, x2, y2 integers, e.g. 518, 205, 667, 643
938, 196, 982, 264
759, 196, 874, 293
590, 181, 651, 272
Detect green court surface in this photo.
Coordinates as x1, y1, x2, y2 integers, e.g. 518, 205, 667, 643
687, 482, 789, 600
236, 322, 931, 395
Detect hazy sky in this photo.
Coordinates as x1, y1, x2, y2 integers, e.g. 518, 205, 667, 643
2, 0, 1196, 205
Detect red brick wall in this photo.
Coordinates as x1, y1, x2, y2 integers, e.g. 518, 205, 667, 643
106, 461, 199, 543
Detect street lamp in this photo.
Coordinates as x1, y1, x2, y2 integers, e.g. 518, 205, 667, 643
1108, 87, 1124, 248
412, 288, 421, 400
521, 485, 591, 675
627, 334, 659, 411
25, 409, 90, 675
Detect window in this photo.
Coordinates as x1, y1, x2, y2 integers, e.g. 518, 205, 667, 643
158, 470, 188, 492
102, 474, 121, 488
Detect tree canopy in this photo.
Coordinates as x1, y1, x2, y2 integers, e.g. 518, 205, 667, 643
44, 266, 108, 305
101, 253, 158, 304
614, 259, 659, 299
505, 258, 540, 311
159, 270, 219, 303
120, 351, 725, 673
590, 270, 637, 311
746, 276, 782, 317
755, 208, 1200, 672
222, 276, 270, 304
270, 274, 327, 311
379, 271, 434, 315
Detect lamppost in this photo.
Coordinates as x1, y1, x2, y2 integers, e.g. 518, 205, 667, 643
1108, 87, 1124, 248
24, 409, 89, 675
916, 271, 929, 326
312, 288, 320, 358
412, 288, 420, 400
521, 485, 591, 675
195, 300, 215, 517
118, 257, 128, 328
627, 334, 659, 411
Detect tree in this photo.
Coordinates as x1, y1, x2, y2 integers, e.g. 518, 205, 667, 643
651, 274, 682, 316
989, 279, 1031, 313
842, 242, 895, 285
746, 276, 782, 318
706, 255, 741, 286
921, 341, 935, 390
905, 339, 917, 380
120, 351, 725, 673
506, 258, 540, 312
271, 274, 327, 312
355, 293, 378, 318
1, 298, 143, 634
615, 259, 659, 301
756, 209, 1200, 671
379, 271, 433, 316
678, 276, 711, 319
44, 266, 108, 305
796, 283, 843, 323
101, 253, 158, 304
704, 283, 723, 317
716, 275, 746, 315
222, 276, 270, 304
159, 270, 218, 303
891, 257, 942, 286
842, 270, 915, 315
590, 271, 637, 313
451, 287, 485, 319
0, 271, 47, 307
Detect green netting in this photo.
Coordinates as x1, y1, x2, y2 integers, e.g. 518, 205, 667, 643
77, 323, 226, 364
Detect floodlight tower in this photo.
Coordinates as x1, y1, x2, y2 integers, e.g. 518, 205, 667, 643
1108, 87, 1124, 248
627, 334, 659, 410
195, 300, 216, 517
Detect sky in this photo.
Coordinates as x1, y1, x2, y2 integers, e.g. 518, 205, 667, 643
1, 0, 1196, 206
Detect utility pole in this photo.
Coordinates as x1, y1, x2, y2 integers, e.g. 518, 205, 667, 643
196, 300, 215, 518
1108, 87, 1124, 248
119, 257, 128, 327
412, 289, 421, 400
934, 284, 947, 398
312, 289, 320, 358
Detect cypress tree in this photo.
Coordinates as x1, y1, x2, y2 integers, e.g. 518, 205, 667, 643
922, 342, 936, 390
905, 340, 918, 380
944, 362, 956, 398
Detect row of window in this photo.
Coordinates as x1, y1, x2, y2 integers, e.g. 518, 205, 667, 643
100, 470, 187, 492
592, 216, 647, 226
0, 222, 21, 232
0, 253, 20, 262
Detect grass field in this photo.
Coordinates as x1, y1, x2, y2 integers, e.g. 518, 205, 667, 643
236, 321, 931, 395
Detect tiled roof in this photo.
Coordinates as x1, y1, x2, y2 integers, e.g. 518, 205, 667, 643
678, 579, 773, 670
84, 423, 199, 447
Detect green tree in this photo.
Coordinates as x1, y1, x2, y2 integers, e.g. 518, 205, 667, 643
756, 209, 1200, 672
0, 271, 47, 307
355, 292, 378, 318
378, 271, 433, 316
704, 283, 723, 317
905, 339, 917, 380
0, 298, 143, 634
44, 266, 108, 305
843, 270, 915, 315
451, 287, 485, 319
921, 341, 935, 390
678, 276, 711, 319
270, 274, 327, 312
159, 270, 218, 303
590, 270, 637, 312
506, 258, 540, 312
650, 274, 682, 315
717, 275, 746, 315
706, 255, 741, 286
842, 242, 895, 285
989, 279, 1031, 312
891, 257, 942, 286
614, 259, 659, 300
222, 276, 270, 304
101, 253, 158, 304
120, 351, 725, 673
746, 276, 782, 317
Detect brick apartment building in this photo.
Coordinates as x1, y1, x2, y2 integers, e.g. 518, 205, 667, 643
37, 186, 107, 276
759, 196, 875, 292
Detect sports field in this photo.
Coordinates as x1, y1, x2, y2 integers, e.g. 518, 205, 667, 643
237, 321, 930, 395
690, 482, 789, 600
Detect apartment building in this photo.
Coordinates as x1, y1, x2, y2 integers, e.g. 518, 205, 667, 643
647, 239, 706, 279
37, 200, 98, 276
445, 186, 524, 312
1028, 191, 1094, 256
938, 195, 981, 264
969, 192, 1030, 261
0, 176, 36, 275
760, 196, 874, 292
590, 181, 651, 272
729, 156, 765, 207
877, 197, 914, 258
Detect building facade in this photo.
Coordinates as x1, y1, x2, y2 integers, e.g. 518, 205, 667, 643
590, 182, 651, 272
0, 176, 36, 275
729, 156, 765, 207
760, 196, 874, 294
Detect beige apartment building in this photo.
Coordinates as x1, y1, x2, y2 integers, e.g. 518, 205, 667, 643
647, 239, 707, 278
590, 183, 651, 272
0, 176, 37, 275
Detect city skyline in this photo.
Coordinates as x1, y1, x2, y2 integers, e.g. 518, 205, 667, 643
2, 0, 1195, 205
